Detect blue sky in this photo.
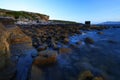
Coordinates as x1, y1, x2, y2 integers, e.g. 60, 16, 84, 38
0, 0, 120, 23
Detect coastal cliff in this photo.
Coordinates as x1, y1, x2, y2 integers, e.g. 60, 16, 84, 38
0, 17, 37, 80
0, 8, 49, 24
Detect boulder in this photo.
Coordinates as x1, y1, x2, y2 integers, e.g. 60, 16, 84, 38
51, 37, 59, 50
59, 48, 72, 54
63, 38, 69, 43
84, 37, 94, 44
78, 71, 94, 80
33, 50, 58, 66
37, 44, 47, 51
78, 70, 104, 80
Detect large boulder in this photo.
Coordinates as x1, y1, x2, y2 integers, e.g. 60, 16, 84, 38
59, 48, 72, 54
33, 50, 58, 66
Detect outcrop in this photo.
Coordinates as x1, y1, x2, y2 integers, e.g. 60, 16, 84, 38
0, 8, 49, 24
0, 17, 37, 80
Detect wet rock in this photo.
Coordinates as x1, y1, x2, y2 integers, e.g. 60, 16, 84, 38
37, 44, 47, 51
97, 32, 104, 35
33, 50, 58, 66
63, 38, 69, 43
10, 27, 32, 45
76, 30, 82, 34
51, 37, 59, 50
84, 37, 94, 44
59, 48, 72, 54
30, 65, 44, 80
78, 71, 94, 80
78, 71, 104, 80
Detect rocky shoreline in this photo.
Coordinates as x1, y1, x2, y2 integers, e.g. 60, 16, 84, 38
18, 23, 112, 80
0, 17, 120, 80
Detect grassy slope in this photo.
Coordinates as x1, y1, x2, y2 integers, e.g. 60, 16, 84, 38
0, 8, 48, 20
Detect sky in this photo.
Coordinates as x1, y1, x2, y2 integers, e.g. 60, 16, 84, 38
0, 0, 120, 23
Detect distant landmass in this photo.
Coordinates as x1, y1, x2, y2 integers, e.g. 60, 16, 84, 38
98, 21, 120, 26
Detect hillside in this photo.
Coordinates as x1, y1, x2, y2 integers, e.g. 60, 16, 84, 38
0, 8, 49, 21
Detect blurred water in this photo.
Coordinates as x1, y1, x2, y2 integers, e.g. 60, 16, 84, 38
40, 28, 120, 80
10, 44, 38, 80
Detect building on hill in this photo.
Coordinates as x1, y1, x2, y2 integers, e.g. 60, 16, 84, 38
85, 21, 91, 27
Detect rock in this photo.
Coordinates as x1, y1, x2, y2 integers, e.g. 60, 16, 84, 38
78, 71, 104, 80
10, 27, 32, 45
97, 32, 103, 35
32, 42, 38, 48
0, 22, 16, 80
30, 65, 44, 80
37, 44, 47, 51
78, 71, 94, 80
59, 48, 72, 54
63, 38, 69, 43
0, 63, 16, 80
0, 17, 36, 80
0, 22, 10, 70
33, 50, 58, 66
51, 37, 59, 50
0, 17, 15, 26
84, 37, 94, 44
